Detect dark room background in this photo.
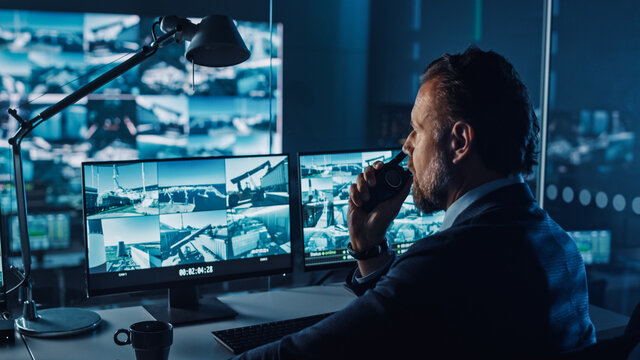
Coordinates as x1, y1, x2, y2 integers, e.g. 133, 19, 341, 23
1, 0, 639, 318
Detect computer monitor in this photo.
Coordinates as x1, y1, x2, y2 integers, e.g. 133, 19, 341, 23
9, 213, 72, 254
82, 154, 292, 324
298, 149, 445, 269
568, 230, 611, 265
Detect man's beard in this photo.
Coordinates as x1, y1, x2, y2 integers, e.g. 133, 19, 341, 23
413, 149, 451, 214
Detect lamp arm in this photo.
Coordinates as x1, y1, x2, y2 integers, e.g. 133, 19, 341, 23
10, 135, 31, 279
6, 27, 177, 282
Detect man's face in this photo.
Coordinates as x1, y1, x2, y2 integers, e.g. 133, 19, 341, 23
402, 79, 451, 214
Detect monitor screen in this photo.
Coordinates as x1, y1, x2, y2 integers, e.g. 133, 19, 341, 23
568, 230, 611, 265
9, 213, 71, 253
83, 154, 291, 295
299, 149, 445, 268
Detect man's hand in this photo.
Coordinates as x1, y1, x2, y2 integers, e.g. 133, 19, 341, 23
348, 161, 412, 275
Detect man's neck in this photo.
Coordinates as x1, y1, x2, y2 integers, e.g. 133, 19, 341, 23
445, 167, 505, 210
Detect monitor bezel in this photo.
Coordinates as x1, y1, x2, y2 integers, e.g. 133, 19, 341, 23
297, 147, 404, 271
81, 153, 294, 297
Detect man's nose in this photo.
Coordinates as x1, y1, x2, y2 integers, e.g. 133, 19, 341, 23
402, 139, 413, 155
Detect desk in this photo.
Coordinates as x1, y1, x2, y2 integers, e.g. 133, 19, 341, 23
7, 285, 633, 359
22, 284, 355, 360
589, 304, 630, 339
0, 332, 32, 360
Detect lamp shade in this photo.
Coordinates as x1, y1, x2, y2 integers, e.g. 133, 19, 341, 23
186, 15, 251, 67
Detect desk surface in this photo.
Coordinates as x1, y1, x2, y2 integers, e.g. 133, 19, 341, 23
22, 284, 355, 360
0, 332, 32, 360
9, 284, 632, 359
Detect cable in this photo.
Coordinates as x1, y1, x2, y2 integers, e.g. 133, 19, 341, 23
5, 280, 24, 295
5, 265, 27, 295
20, 51, 135, 110
152, 18, 161, 43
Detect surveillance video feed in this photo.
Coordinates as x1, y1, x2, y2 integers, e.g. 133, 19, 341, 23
227, 204, 291, 259
89, 215, 162, 272
159, 210, 228, 266
225, 156, 289, 209
0, 10, 283, 239
85, 14, 140, 62
84, 162, 158, 219
84, 155, 291, 274
188, 96, 274, 156
300, 150, 445, 267
136, 95, 188, 159
157, 158, 226, 214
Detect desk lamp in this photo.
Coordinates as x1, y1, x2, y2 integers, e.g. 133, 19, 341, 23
7, 14, 250, 337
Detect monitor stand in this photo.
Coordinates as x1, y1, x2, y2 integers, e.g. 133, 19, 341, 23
143, 285, 238, 325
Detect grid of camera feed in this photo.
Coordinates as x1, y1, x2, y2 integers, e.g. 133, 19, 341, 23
83, 155, 290, 281
300, 149, 445, 267
0, 10, 282, 255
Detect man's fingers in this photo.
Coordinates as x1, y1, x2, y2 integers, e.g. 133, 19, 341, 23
356, 173, 370, 202
350, 183, 363, 207
363, 166, 376, 187
373, 160, 384, 170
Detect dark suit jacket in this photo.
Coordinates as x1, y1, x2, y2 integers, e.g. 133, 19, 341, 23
235, 183, 596, 359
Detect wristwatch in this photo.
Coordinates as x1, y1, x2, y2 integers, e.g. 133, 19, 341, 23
347, 241, 389, 260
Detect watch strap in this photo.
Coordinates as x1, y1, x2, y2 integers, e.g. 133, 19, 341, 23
347, 241, 389, 260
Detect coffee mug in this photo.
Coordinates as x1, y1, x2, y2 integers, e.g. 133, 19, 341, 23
114, 320, 173, 360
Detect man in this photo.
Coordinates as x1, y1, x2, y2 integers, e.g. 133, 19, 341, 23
236, 47, 595, 359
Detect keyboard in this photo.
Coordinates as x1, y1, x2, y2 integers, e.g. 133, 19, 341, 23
212, 312, 335, 354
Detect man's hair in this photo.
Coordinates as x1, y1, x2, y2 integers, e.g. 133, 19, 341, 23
421, 46, 539, 175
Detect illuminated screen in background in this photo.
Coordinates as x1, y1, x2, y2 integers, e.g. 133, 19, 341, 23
10, 213, 71, 252
0, 10, 283, 254
83, 155, 291, 293
300, 149, 445, 267
568, 230, 611, 265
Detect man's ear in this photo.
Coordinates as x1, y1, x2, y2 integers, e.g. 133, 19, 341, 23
449, 121, 475, 164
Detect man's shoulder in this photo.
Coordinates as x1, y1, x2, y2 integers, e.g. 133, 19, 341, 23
401, 220, 515, 252
398, 209, 568, 262
392, 226, 479, 266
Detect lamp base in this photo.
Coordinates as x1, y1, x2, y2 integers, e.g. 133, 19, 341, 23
16, 308, 101, 338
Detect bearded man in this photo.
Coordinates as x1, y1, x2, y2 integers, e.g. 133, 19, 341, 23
236, 47, 595, 359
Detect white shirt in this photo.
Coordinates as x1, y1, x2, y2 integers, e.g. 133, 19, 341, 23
438, 174, 524, 231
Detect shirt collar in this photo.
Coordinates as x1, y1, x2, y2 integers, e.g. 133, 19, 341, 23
439, 174, 524, 232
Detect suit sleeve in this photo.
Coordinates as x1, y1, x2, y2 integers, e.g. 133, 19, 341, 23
232, 249, 445, 360
343, 251, 396, 296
